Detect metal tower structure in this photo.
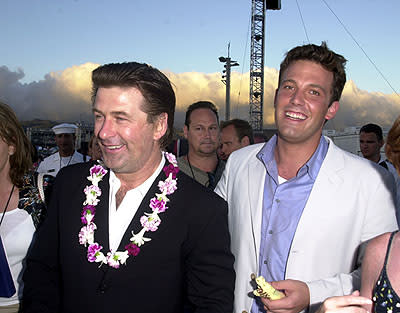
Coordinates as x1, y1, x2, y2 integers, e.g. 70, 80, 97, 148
249, 0, 281, 132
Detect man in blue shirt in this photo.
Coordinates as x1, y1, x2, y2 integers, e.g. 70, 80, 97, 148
215, 42, 398, 313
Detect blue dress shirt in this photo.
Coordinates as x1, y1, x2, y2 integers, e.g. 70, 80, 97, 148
251, 135, 328, 313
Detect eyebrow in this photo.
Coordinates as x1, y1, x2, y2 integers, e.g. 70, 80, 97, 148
92, 108, 130, 118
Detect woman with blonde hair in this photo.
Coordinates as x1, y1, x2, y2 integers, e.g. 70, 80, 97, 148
0, 101, 52, 313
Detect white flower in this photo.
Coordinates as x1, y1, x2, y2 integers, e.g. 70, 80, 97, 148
115, 251, 129, 265
130, 228, 152, 247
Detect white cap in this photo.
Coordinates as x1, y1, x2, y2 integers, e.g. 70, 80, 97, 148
52, 123, 78, 135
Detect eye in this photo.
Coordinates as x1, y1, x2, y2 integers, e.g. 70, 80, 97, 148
309, 89, 320, 96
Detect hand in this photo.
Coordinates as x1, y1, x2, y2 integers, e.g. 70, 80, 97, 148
260, 279, 310, 313
316, 291, 372, 313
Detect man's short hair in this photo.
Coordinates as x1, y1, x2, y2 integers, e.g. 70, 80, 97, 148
360, 123, 383, 141
184, 101, 219, 128
278, 42, 347, 106
220, 119, 254, 145
91, 62, 175, 149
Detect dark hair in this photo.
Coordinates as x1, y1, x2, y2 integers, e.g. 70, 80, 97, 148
360, 123, 383, 141
91, 62, 175, 149
184, 101, 219, 128
0, 101, 33, 187
278, 42, 347, 105
386, 116, 400, 175
220, 118, 254, 144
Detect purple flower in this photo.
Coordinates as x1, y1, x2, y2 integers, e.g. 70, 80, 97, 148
81, 205, 96, 224
163, 164, 179, 179
125, 243, 140, 256
90, 164, 107, 177
149, 197, 167, 213
87, 243, 103, 262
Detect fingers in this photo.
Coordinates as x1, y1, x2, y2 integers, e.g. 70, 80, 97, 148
324, 295, 372, 309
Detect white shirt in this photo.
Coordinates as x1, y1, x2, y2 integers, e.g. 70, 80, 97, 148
108, 157, 165, 252
0, 208, 35, 306
37, 151, 87, 177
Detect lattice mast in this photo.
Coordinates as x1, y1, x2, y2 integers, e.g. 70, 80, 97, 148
249, 0, 281, 132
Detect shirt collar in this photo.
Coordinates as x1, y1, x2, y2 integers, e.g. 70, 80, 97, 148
109, 155, 166, 197
257, 135, 329, 181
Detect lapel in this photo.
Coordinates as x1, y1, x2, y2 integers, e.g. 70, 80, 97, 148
291, 138, 345, 248
94, 171, 111, 252
247, 152, 267, 267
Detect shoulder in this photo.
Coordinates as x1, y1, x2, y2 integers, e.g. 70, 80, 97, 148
56, 160, 98, 182
362, 232, 394, 285
325, 138, 392, 181
42, 152, 59, 162
176, 171, 227, 208
226, 143, 265, 168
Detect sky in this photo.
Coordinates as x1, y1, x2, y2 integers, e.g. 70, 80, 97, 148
0, 0, 399, 130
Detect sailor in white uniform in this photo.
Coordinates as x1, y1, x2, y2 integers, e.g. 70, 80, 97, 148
37, 123, 86, 177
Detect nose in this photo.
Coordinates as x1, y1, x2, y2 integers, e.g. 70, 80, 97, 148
97, 118, 115, 140
290, 89, 305, 106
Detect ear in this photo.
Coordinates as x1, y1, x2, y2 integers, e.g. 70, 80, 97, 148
153, 113, 168, 141
183, 125, 189, 139
8, 145, 16, 156
325, 101, 339, 121
379, 139, 384, 149
240, 136, 250, 147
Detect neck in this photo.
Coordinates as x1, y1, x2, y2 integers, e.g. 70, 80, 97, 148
59, 150, 74, 158
368, 154, 381, 163
115, 150, 163, 190
186, 150, 218, 173
275, 136, 320, 180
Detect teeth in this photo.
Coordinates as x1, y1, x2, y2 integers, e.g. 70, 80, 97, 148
286, 112, 306, 120
107, 145, 123, 150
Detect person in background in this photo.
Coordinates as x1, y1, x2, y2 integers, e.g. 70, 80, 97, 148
87, 135, 102, 161
215, 42, 398, 313
360, 123, 400, 225
178, 101, 225, 189
36, 123, 85, 177
219, 118, 254, 161
359, 123, 385, 165
0, 101, 52, 313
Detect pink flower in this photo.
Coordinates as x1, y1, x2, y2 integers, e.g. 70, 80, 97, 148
149, 197, 167, 213
158, 178, 178, 195
78, 223, 96, 246
165, 152, 178, 167
140, 214, 161, 232
125, 243, 140, 256
163, 164, 179, 179
87, 243, 103, 262
106, 252, 120, 269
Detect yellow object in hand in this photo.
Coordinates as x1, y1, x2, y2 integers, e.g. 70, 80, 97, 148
251, 274, 285, 300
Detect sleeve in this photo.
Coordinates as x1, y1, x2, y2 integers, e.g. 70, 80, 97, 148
22, 175, 62, 313
184, 196, 235, 313
306, 168, 398, 312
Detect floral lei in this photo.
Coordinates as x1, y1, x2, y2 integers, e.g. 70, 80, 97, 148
78, 152, 179, 269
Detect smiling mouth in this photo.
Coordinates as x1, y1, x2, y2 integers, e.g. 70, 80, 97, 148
103, 144, 124, 150
285, 111, 307, 120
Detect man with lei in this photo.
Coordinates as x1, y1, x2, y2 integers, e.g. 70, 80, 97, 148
22, 62, 235, 313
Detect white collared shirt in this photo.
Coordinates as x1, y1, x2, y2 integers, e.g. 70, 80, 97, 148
108, 157, 165, 252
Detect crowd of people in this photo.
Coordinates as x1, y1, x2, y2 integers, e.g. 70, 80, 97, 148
0, 42, 399, 313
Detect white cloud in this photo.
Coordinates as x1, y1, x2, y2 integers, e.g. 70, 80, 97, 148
1, 64, 399, 130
